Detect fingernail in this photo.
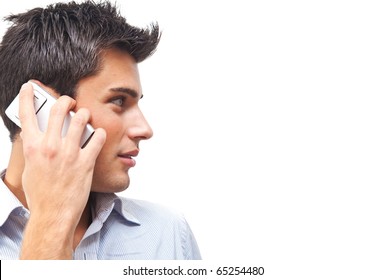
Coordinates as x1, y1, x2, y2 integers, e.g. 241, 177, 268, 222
20, 83, 29, 90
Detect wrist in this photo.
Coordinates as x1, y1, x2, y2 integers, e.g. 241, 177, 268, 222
20, 213, 76, 259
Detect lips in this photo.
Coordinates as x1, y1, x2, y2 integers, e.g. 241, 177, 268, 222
118, 149, 139, 167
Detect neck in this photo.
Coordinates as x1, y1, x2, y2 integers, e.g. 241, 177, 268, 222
4, 135, 27, 207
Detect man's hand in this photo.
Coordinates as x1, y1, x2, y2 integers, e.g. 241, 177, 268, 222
18, 82, 106, 259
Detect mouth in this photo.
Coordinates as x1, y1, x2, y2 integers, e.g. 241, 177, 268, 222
118, 149, 139, 158
118, 149, 139, 167
118, 154, 133, 159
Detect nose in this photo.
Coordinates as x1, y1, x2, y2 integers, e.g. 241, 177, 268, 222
126, 107, 153, 141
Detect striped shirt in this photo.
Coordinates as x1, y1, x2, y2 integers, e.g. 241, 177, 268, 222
0, 170, 201, 260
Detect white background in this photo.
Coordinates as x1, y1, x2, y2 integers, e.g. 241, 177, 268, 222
1, 0, 386, 279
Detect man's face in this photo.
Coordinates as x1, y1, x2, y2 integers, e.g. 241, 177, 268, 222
74, 48, 153, 193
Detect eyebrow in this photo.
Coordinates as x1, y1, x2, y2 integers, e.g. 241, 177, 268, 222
110, 87, 143, 99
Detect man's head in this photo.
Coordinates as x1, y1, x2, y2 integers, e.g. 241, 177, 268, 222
0, 1, 160, 192
0, 0, 160, 141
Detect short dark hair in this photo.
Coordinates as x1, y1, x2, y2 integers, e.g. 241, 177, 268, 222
0, 0, 160, 141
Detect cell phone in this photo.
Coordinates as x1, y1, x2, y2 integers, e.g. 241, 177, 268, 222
5, 82, 94, 148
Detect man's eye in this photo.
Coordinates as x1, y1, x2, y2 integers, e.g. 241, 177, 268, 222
111, 97, 124, 106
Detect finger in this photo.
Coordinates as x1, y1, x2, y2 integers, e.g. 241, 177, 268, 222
82, 127, 106, 162
64, 108, 91, 151
18, 82, 39, 137
45, 95, 76, 141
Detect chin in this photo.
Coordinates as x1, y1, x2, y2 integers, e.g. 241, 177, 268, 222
91, 172, 130, 193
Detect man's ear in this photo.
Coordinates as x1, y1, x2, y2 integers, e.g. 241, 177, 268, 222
28, 79, 61, 99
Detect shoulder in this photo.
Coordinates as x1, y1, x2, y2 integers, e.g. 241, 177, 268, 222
118, 196, 186, 226
113, 196, 202, 259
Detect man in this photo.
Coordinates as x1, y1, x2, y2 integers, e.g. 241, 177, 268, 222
0, 1, 201, 259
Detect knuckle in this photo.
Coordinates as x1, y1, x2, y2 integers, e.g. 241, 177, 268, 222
50, 96, 75, 117
41, 142, 59, 159
49, 102, 65, 117
72, 114, 86, 127
72, 109, 90, 127
23, 142, 37, 157
59, 95, 75, 105
63, 149, 78, 163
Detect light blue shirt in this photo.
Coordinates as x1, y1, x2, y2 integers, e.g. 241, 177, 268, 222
0, 170, 201, 260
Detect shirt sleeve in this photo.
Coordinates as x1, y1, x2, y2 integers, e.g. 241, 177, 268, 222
181, 216, 202, 260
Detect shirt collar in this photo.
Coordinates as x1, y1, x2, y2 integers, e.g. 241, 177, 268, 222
0, 169, 140, 226
0, 169, 25, 227
91, 192, 141, 225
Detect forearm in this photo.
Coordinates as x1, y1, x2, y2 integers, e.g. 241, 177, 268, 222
20, 214, 75, 260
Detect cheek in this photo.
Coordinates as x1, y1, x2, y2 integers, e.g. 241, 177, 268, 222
97, 118, 121, 135
91, 112, 125, 144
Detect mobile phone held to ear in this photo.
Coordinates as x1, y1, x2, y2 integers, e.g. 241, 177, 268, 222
5, 82, 95, 148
